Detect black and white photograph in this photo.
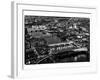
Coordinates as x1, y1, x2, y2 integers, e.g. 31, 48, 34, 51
11, 2, 97, 78
24, 16, 90, 65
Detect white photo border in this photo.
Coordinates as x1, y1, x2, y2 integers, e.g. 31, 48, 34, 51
11, 2, 97, 78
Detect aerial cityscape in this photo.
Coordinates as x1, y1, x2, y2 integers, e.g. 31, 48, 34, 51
24, 15, 90, 65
